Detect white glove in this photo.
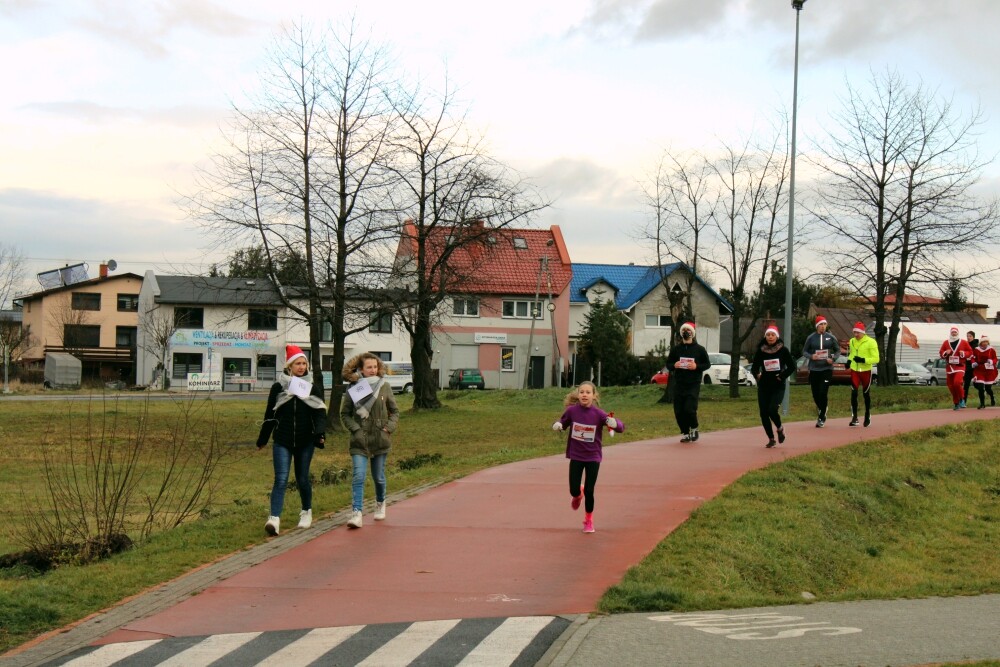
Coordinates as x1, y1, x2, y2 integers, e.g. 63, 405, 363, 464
552, 421, 563, 431
972, 362, 979, 369
605, 417, 617, 429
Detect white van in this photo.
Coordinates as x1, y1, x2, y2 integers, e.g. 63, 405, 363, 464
384, 361, 414, 394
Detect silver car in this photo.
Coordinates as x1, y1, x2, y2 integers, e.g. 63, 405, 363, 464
897, 362, 934, 385
922, 358, 946, 386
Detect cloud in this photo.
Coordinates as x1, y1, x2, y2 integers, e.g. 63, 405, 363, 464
19, 100, 224, 127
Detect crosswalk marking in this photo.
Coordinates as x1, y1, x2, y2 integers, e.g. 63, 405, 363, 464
457, 616, 555, 666
358, 619, 462, 666
156, 631, 260, 666
255, 625, 364, 667
60, 639, 160, 666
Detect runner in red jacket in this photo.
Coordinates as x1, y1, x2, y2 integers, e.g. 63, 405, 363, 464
939, 326, 975, 409
971, 334, 997, 409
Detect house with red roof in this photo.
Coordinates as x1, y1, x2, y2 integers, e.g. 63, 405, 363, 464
393, 221, 572, 389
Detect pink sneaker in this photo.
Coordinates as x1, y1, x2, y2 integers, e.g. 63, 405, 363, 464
571, 487, 583, 511
583, 513, 595, 533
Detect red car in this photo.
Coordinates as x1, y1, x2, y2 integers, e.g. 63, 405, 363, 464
651, 367, 669, 385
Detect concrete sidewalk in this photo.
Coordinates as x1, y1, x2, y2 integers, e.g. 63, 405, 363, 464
5, 407, 998, 666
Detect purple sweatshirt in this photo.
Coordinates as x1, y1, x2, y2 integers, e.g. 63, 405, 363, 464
557, 403, 625, 462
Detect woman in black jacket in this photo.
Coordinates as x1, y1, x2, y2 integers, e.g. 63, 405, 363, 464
256, 345, 327, 535
751, 325, 796, 448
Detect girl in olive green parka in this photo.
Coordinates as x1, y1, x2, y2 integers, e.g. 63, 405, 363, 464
341, 352, 399, 528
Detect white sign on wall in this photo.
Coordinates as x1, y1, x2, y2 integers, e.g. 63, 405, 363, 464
474, 332, 508, 344
187, 373, 222, 391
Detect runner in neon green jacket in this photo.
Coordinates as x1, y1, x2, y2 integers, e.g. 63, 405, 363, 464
846, 322, 880, 426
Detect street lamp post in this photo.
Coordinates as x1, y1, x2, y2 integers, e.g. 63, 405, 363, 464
783, 0, 806, 415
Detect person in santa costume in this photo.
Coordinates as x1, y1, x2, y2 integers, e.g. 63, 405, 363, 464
938, 325, 975, 410
846, 322, 879, 427
256, 344, 327, 536
971, 334, 997, 409
664, 321, 711, 442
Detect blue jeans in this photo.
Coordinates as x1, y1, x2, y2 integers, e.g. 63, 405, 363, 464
270, 443, 314, 516
352, 453, 387, 511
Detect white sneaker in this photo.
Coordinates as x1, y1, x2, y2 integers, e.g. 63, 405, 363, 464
347, 510, 363, 529
297, 509, 312, 529
265, 516, 280, 536
374, 502, 386, 521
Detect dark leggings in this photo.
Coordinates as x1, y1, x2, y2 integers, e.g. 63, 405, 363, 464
757, 383, 785, 439
976, 382, 996, 406
569, 460, 601, 514
809, 369, 832, 418
673, 386, 701, 433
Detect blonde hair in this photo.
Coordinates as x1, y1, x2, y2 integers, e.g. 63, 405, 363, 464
564, 381, 601, 407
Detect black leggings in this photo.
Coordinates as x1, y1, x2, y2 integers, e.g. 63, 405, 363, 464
757, 383, 785, 439
976, 382, 996, 406
569, 460, 601, 514
809, 369, 832, 418
673, 386, 701, 433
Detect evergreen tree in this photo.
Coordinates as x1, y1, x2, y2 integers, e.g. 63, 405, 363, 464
578, 300, 633, 386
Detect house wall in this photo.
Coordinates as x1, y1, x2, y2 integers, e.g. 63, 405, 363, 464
20, 275, 143, 361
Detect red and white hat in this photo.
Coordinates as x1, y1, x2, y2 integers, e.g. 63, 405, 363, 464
981, 334, 990, 343
949, 325, 960, 335
815, 315, 827, 328
680, 321, 696, 334
285, 344, 307, 367
852, 322, 866, 334
765, 324, 780, 337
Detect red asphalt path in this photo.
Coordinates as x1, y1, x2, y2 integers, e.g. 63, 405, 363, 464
96, 408, 997, 645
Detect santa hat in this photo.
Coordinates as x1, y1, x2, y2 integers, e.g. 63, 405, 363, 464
680, 321, 696, 334
852, 322, 866, 334
949, 326, 960, 335
765, 325, 780, 337
814, 315, 827, 328
981, 334, 990, 343
285, 344, 307, 367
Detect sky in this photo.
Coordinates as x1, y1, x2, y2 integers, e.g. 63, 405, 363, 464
3, 0, 1000, 315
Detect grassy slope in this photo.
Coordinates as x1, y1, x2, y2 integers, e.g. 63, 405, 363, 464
0, 383, 994, 653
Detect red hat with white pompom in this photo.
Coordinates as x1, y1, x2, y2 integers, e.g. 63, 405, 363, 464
680, 321, 696, 334
852, 322, 866, 334
285, 344, 307, 367
765, 325, 780, 337
815, 315, 827, 328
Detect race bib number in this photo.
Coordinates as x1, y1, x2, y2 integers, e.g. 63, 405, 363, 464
986, 360, 994, 370
949, 355, 960, 365
679, 357, 694, 368
814, 349, 829, 360
289, 376, 313, 400
571, 422, 597, 443
763, 358, 781, 372
347, 380, 373, 404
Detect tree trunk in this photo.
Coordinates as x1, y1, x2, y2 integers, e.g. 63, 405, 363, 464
411, 303, 441, 410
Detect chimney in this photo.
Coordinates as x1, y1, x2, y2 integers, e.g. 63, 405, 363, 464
99, 264, 108, 278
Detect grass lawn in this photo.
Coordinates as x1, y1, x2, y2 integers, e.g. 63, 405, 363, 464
0, 382, 994, 653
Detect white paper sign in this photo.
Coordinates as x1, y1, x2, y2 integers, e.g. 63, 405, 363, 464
348, 381, 373, 404
814, 349, 829, 360
679, 357, 695, 368
949, 355, 960, 366
763, 358, 781, 372
571, 422, 597, 443
288, 376, 312, 400
986, 360, 994, 370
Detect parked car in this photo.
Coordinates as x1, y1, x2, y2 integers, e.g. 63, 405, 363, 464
794, 355, 857, 385
923, 358, 946, 385
448, 368, 485, 390
651, 367, 669, 385
703, 353, 752, 386
896, 362, 934, 386
742, 363, 757, 387
383, 361, 413, 394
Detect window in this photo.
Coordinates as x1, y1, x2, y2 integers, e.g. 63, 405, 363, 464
512, 237, 528, 249
502, 299, 543, 319
645, 314, 671, 328
64, 324, 100, 347
452, 298, 479, 317
115, 326, 137, 348
117, 293, 139, 312
248, 308, 278, 330
373, 351, 392, 361
257, 354, 277, 381
172, 352, 203, 379
71, 292, 101, 311
501, 346, 515, 372
173, 307, 204, 328
320, 321, 333, 342
369, 311, 392, 333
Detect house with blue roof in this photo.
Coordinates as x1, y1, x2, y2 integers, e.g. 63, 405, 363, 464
568, 262, 734, 365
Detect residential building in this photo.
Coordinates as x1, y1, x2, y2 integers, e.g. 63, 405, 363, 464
16, 266, 143, 382
392, 222, 572, 389
568, 263, 733, 378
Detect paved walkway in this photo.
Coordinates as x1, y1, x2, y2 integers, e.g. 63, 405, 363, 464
5, 408, 999, 666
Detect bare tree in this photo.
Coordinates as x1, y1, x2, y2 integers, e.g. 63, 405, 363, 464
386, 81, 547, 409
0, 242, 26, 310
703, 131, 790, 397
139, 306, 177, 389
811, 69, 999, 383
188, 18, 399, 416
